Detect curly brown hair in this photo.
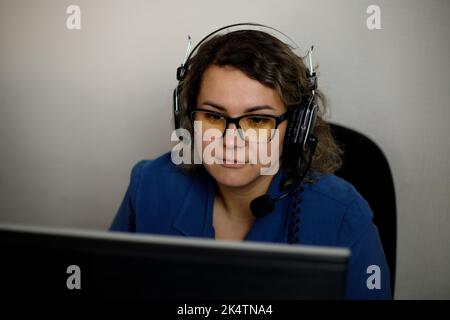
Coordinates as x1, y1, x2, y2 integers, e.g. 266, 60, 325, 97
176, 29, 342, 184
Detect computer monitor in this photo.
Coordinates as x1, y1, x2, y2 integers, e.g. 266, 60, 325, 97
0, 223, 350, 299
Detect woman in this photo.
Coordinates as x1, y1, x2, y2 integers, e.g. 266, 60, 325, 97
110, 26, 391, 299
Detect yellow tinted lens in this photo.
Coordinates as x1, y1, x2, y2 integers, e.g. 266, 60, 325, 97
240, 116, 276, 141
193, 111, 226, 131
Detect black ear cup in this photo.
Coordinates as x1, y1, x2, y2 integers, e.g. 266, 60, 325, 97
300, 97, 318, 151
173, 86, 181, 129
285, 96, 318, 151
286, 106, 305, 146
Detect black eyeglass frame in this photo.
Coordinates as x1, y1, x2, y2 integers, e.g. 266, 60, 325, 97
189, 108, 290, 141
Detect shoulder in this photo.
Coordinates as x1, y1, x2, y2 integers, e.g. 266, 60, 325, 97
127, 153, 176, 192
301, 173, 374, 247
111, 152, 209, 234
131, 152, 180, 176
307, 173, 362, 206
128, 151, 208, 198
129, 152, 194, 183
304, 174, 391, 299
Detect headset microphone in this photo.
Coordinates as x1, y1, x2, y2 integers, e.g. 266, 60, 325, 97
250, 190, 291, 218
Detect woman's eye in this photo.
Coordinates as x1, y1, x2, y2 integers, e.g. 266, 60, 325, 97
206, 114, 222, 121
249, 117, 269, 124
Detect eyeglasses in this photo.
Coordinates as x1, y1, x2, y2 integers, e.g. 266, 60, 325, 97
190, 108, 289, 142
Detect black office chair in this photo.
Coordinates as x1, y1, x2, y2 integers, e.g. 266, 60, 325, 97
330, 123, 397, 295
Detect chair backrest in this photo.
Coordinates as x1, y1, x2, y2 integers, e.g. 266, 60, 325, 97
330, 123, 397, 295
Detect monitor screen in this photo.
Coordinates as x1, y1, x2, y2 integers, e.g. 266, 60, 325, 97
0, 224, 349, 299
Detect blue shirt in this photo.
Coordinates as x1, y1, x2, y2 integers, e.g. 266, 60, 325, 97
110, 152, 391, 299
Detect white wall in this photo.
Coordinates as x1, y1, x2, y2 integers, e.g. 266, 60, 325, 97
0, 0, 449, 299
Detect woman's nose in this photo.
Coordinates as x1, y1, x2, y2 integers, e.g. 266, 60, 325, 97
223, 123, 240, 147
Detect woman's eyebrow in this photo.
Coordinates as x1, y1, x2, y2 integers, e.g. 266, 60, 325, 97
244, 105, 275, 113
201, 101, 226, 111
201, 101, 276, 113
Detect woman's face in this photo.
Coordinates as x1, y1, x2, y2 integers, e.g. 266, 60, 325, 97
195, 65, 287, 188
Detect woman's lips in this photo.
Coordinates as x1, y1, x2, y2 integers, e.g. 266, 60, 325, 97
220, 162, 247, 168
215, 157, 248, 168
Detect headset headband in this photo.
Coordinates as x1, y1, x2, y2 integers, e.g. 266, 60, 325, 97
177, 22, 304, 81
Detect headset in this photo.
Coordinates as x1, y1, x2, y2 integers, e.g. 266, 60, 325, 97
172, 23, 319, 224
